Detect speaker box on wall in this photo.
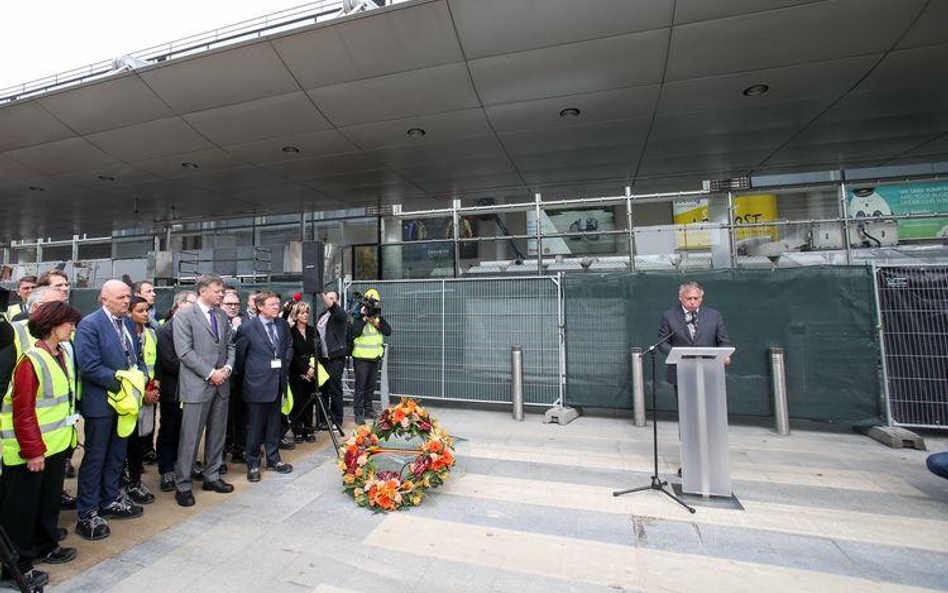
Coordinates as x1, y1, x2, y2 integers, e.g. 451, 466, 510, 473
302, 240, 324, 294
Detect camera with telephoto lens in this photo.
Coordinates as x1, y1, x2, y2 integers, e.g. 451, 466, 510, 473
351, 292, 381, 317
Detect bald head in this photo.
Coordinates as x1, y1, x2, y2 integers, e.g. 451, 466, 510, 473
101, 280, 131, 317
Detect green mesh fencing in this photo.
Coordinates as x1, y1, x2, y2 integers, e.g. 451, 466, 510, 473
564, 267, 883, 424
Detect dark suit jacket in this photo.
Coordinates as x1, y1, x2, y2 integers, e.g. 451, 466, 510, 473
155, 317, 180, 402
75, 308, 147, 418
289, 324, 316, 376
657, 306, 731, 385
235, 316, 293, 404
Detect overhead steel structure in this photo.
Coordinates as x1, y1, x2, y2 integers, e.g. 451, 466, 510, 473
0, 0, 946, 241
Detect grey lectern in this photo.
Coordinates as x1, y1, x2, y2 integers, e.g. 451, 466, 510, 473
667, 346, 735, 498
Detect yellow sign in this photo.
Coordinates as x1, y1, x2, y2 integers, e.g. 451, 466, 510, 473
673, 194, 778, 249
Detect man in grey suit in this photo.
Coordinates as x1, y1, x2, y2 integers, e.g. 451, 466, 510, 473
657, 281, 732, 386
173, 273, 236, 506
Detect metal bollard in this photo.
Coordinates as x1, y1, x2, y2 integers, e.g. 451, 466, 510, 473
769, 347, 790, 436
379, 344, 391, 410
631, 347, 646, 427
511, 346, 524, 421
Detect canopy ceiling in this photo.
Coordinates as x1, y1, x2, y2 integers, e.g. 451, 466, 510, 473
1, 0, 946, 240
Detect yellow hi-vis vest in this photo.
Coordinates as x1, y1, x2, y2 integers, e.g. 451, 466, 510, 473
11, 320, 35, 358
308, 356, 330, 387
142, 327, 157, 381
4, 303, 24, 322
352, 322, 383, 360
0, 346, 77, 465
109, 369, 145, 437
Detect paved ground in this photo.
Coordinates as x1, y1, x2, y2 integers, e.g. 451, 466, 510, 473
46, 407, 948, 593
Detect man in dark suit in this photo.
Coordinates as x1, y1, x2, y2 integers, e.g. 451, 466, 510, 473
235, 291, 294, 482
657, 281, 732, 385
154, 290, 197, 492
74, 280, 149, 541
173, 274, 235, 506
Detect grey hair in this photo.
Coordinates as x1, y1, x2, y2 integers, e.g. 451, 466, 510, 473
195, 273, 224, 293
172, 290, 197, 307
26, 286, 56, 311
678, 281, 704, 296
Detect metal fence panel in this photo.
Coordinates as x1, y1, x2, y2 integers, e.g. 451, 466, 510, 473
874, 265, 948, 429
347, 277, 561, 406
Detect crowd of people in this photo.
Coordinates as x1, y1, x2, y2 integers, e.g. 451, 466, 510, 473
0, 272, 391, 590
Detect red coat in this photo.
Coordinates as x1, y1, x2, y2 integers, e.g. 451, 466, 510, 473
11, 340, 68, 461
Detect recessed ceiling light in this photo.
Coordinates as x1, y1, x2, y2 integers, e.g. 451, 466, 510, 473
98, 175, 116, 181
743, 84, 769, 97
27, 185, 45, 192
181, 162, 199, 169
281, 146, 300, 153
559, 107, 581, 118
406, 128, 426, 138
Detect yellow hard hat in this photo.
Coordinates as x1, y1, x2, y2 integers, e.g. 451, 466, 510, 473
364, 288, 380, 302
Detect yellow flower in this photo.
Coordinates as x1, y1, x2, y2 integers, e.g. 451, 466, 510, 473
343, 474, 355, 484
411, 494, 422, 505
355, 468, 363, 478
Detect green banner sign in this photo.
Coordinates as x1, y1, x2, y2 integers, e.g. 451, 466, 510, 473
849, 182, 948, 240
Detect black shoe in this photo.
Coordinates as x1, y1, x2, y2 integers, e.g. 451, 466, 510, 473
100, 497, 144, 520
175, 489, 195, 507
160, 472, 176, 492
278, 438, 295, 451
304, 433, 317, 443
4, 567, 49, 590
231, 451, 246, 464
267, 462, 293, 474
75, 513, 110, 541
126, 481, 156, 505
65, 458, 76, 478
247, 467, 261, 482
56, 527, 68, 542
60, 489, 77, 510
219, 463, 228, 476
191, 462, 204, 481
202, 479, 235, 493
41, 546, 77, 564
293, 433, 305, 444
143, 449, 157, 465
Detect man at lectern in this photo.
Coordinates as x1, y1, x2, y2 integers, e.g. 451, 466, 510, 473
657, 281, 732, 386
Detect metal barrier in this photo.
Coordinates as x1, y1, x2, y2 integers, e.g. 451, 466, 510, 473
346, 276, 564, 406
630, 347, 646, 427
769, 347, 790, 435
511, 347, 524, 420
873, 264, 948, 429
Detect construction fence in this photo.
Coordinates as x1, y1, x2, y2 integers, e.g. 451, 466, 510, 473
65, 268, 889, 425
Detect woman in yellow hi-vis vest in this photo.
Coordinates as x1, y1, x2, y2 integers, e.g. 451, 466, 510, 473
350, 289, 392, 424
124, 296, 160, 506
0, 301, 82, 588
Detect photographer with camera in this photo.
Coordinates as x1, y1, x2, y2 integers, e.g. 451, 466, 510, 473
350, 289, 391, 425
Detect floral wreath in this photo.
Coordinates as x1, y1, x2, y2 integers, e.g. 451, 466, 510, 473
339, 398, 455, 511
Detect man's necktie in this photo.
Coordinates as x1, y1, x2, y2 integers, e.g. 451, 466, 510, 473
267, 321, 278, 349
687, 313, 697, 341
114, 317, 133, 367
209, 309, 219, 339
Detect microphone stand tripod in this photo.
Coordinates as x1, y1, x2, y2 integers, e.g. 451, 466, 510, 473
613, 317, 696, 514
